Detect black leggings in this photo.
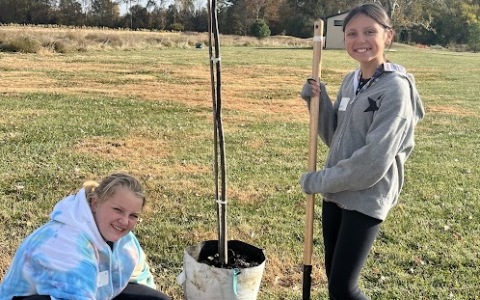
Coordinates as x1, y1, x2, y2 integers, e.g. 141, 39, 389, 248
322, 200, 382, 300
12, 282, 170, 300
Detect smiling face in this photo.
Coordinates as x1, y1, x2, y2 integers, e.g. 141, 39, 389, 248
90, 186, 143, 242
344, 13, 393, 76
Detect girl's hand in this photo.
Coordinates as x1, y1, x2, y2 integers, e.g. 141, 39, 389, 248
307, 78, 321, 97
301, 78, 321, 101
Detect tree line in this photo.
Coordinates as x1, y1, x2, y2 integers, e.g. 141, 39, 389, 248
0, 0, 479, 48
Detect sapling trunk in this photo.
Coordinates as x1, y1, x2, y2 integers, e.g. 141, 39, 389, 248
208, 0, 228, 266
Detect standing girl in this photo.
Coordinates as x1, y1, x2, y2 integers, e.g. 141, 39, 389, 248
300, 3, 425, 299
0, 173, 170, 300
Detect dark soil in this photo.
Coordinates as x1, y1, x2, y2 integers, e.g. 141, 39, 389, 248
199, 249, 262, 269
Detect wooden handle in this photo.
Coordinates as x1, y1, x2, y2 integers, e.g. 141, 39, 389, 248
302, 19, 324, 300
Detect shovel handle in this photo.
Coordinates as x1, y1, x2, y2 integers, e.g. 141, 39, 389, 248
302, 19, 324, 300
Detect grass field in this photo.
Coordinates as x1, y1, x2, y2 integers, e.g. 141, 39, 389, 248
0, 27, 479, 299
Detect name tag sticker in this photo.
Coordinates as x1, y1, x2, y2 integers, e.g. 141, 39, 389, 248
339, 97, 350, 111
97, 270, 109, 287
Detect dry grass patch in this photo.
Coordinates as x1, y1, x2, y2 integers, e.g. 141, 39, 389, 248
74, 136, 170, 160
427, 105, 475, 115
183, 229, 218, 244
0, 255, 12, 280
265, 253, 326, 291
227, 186, 269, 205
73, 135, 212, 193
0, 25, 312, 54
0, 51, 308, 126
2, 108, 50, 120
73, 135, 173, 177
0, 71, 57, 92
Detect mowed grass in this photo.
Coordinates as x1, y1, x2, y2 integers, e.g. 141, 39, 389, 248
0, 32, 479, 299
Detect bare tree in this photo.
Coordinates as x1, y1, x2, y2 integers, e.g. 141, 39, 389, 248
374, 0, 447, 31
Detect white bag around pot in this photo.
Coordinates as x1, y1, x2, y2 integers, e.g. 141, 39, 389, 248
177, 240, 266, 300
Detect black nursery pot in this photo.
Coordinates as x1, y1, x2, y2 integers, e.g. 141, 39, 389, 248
178, 240, 266, 300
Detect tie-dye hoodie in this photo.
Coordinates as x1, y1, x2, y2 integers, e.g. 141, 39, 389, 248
0, 188, 156, 300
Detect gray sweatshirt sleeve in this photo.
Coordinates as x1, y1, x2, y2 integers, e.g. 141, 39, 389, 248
318, 84, 337, 147
301, 75, 416, 194
301, 82, 336, 146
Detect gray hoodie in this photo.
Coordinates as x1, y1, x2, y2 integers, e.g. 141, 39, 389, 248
300, 63, 425, 220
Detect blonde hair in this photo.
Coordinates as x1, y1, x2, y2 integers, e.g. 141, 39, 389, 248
84, 173, 146, 208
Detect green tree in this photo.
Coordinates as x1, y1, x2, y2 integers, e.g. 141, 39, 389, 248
280, 0, 324, 38
468, 21, 480, 52
250, 18, 271, 38
245, 0, 280, 34
175, 0, 195, 30
413, 0, 470, 45
165, 3, 179, 29
129, 4, 150, 29
58, 0, 84, 25
224, 0, 250, 35
191, 7, 209, 32
150, 5, 168, 30
90, 0, 120, 27
0, 0, 29, 23
27, 0, 56, 24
